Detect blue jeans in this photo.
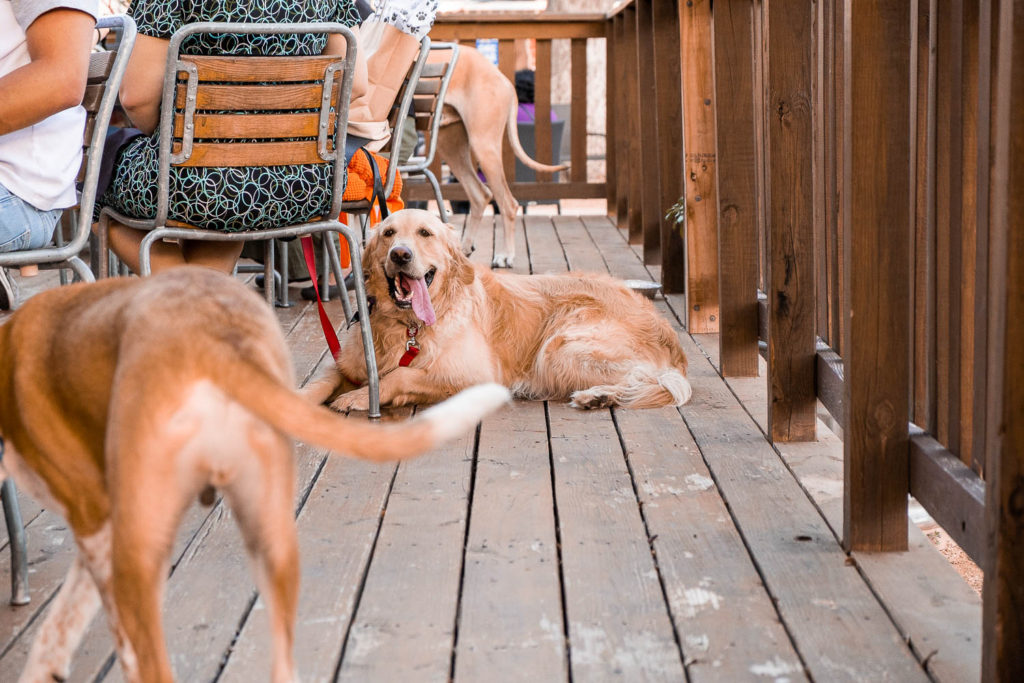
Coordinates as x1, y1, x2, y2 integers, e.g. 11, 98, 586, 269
0, 183, 63, 253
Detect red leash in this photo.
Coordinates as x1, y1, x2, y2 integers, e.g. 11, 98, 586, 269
300, 234, 341, 360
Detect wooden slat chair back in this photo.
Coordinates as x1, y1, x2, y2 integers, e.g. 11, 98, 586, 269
95, 22, 382, 417
168, 54, 346, 169
397, 42, 459, 221
0, 13, 137, 609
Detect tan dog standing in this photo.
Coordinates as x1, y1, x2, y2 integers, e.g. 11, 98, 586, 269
0, 267, 508, 683
306, 209, 692, 411
431, 46, 569, 268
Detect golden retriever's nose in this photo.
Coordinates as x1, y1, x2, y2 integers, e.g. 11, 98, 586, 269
389, 245, 413, 265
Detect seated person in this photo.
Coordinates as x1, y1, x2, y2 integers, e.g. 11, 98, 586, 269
0, 1, 97, 309
98, 0, 363, 275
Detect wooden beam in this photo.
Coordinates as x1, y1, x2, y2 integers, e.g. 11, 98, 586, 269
679, 0, 720, 332
624, 7, 643, 244
713, 0, 759, 375
842, 0, 912, 551
404, 181, 606, 202
604, 21, 617, 214
764, 0, 816, 441
429, 18, 607, 42
908, 429, 986, 565
983, 0, 1024, 678
636, 0, 663, 266
652, 0, 685, 295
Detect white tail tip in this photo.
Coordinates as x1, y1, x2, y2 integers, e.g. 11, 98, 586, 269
420, 383, 512, 442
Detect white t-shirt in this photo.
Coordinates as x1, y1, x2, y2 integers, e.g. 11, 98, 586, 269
0, 0, 98, 211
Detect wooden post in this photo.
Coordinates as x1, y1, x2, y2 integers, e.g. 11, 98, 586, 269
614, 14, 631, 231
765, 0, 816, 441
842, 0, 912, 552
498, 39, 517, 187
535, 40, 554, 182
652, 0, 685, 294
713, 0, 759, 376
624, 7, 643, 243
679, 0, 720, 332
637, 0, 663, 266
982, 0, 1024, 677
605, 20, 617, 214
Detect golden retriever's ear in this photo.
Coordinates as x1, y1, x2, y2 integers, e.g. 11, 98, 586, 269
448, 241, 476, 286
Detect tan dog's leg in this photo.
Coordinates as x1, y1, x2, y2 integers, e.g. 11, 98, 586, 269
438, 123, 494, 260
474, 149, 520, 269
21, 556, 101, 682
332, 367, 467, 412
221, 430, 299, 683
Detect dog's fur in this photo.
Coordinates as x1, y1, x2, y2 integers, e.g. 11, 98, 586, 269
0, 267, 508, 683
431, 46, 569, 269
306, 210, 692, 412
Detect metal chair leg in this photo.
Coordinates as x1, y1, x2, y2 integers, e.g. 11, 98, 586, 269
326, 232, 353, 324
423, 168, 448, 222
276, 239, 292, 308
2, 479, 30, 606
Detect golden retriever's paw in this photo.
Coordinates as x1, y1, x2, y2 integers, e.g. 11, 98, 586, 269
570, 388, 616, 410
330, 388, 370, 413
491, 253, 514, 269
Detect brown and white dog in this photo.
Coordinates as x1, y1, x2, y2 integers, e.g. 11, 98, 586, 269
306, 209, 692, 412
0, 267, 508, 683
432, 46, 569, 269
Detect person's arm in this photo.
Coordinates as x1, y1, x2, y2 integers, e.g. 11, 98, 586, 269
117, 33, 169, 134
0, 8, 96, 136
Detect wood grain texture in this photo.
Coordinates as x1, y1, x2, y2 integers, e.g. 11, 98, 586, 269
548, 403, 685, 681
335, 434, 475, 682
679, 0, 720, 332
498, 39, 517, 187
637, 0, 663, 266
453, 401, 566, 682
982, 0, 1024, 677
605, 22, 618, 213
172, 141, 329, 168
174, 83, 325, 111
765, 0, 817, 442
624, 7, 644, 244
185, 55, 341, 82
713, 0, 759, 375
172, 112, 333, 140
677, 332, 927, 682
652, 0, 686, 295
842, 0, 912, 552
536, 40, 554, 183
570, 38, 588, 185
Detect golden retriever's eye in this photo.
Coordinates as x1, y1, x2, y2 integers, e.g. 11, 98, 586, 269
382, 228, 396, 237
418, 228, 432, 238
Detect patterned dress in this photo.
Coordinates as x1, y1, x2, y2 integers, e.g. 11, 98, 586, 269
100, 0, 360, 232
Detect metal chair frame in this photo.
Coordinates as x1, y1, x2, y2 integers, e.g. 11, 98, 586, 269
398, 42, 460, 222
94, 22, 381, 418
0, 14, 137, 606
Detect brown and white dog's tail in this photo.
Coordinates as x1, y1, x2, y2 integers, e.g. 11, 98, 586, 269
223, 365, 510, 462
505, 97, 571, 174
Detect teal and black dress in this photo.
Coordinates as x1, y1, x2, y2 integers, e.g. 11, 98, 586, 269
99, 0, 360, 232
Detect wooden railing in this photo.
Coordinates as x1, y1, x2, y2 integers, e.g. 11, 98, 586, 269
412, 14, 607, 205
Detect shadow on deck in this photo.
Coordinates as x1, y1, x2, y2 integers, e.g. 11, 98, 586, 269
0, 207, 979, 681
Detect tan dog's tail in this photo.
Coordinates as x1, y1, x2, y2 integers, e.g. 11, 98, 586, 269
222, 363, 510, 461
506, 97, 571, 173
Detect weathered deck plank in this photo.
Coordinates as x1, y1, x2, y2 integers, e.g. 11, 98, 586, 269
453, 400, 566, 682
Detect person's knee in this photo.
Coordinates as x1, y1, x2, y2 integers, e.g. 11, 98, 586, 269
0, 186, 61, 253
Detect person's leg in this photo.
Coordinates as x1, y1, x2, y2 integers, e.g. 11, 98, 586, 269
180, 240, 243, 273
104, 221, 185, 273
0, 183, 62, 253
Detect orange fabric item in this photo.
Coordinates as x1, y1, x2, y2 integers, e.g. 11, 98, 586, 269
341, 149, 404, 214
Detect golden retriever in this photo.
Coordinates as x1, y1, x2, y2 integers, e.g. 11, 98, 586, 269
0, 267, 509, 682
305, 209, 692, 411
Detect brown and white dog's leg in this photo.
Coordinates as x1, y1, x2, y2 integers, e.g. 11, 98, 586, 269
438, 124, 493, 259
474, 148, 519, 269
221, 430, 298, 683
21, 555, 101, 682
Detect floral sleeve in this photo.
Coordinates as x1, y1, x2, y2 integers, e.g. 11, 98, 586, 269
129, 0, 181, 39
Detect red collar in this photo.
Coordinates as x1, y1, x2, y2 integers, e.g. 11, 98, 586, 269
399, 323, 421, 367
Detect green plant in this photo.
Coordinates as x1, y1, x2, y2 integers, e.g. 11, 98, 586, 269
665, 197, 686, 226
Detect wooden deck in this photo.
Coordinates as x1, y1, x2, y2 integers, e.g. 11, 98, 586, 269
0, 210, 981, 681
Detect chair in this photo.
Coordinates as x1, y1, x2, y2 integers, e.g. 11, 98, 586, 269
0, 14, 137, 607
94, 22, 381, 418
397, 42, 460, 222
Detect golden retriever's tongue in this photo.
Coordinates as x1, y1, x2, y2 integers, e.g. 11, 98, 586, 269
406, 275, 436, 325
